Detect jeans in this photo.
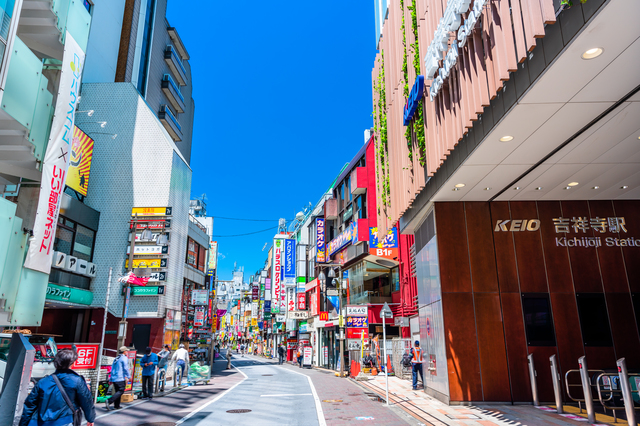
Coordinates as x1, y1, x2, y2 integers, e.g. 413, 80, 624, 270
176, 360, 186, 383
278, 354, 284, 364
298, 356, 303, 367
108, 380, 126, 408
412, 363, 424, 389
142, 374, 154, 398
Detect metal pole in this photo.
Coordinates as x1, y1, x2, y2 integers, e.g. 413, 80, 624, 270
383, 314, 389, 406
527, 354, 539, 406
549, 355, 563, 414
578, 356, 596, 423
94, 267, 112, 404
118, 215, 137, 349
617, 358, 637, 426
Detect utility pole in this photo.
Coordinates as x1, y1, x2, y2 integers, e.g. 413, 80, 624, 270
117, 215, 137, 349
94, 267, 112, 403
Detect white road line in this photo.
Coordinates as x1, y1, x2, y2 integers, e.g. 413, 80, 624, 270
174, 363, 248, 425
283, 367, 327, 426
260, 393, 312, 397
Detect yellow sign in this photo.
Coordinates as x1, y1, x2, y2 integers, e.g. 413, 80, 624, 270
66, 126, 94, 196
131, 207, 172, 216
125, 258, 166, 268
252, 318, 257, 326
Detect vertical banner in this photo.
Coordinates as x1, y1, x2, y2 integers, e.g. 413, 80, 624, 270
287, 287, 296, 312
24, 32, 85, 273
283, 239, 296, 285
208, 241, 218, 270
316, 218, 326, 263
271, 238, 283, 313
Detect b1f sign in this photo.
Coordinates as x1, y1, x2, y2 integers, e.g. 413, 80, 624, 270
283, 239, 296, 285
316, 218, 326, 263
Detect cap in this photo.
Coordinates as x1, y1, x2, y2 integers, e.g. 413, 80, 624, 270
119, 346, 129, 353
414, 340, 420, 346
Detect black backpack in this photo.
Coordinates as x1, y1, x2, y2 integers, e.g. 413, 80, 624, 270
402, 351, 412, 367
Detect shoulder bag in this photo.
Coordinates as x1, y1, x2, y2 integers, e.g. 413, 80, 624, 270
52, 375, 82, 426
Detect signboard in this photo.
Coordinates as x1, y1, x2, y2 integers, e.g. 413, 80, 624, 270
316, 218, 326, 263
66, 126, 94, 196
208, 241, 218, 270
126, 245, 168, 255
123, 285, 165, 296
346, 317, 368, 328
303, 346, 313, 367
347, 328, 369, 339
287, 287, 295, 312
288, 311, 309, 320
394, 317, 409, 327
46, 283, 93, 305
369, 227, 399, 260
194, 307, 205, 327
327, 221, 358, 256
24, 32, 85, 274
125, 350, 137, 392
283, 239, 296, 285
346, 306, 368, 317
148, 271, 166, 282
297, 293, 306, 310
125, 258, 166, 269
347, 339, 362, 351
134, 220, 171, 230
272, 238, 283, 313
319, 312, 329, 321
57, 344, 99, 369
191, 289, 208, 305
275, 314, 286, 323
131, 207, 172, 217
252, 283, 260, 301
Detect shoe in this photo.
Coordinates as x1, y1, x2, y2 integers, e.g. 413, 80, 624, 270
104, 401, 111, 411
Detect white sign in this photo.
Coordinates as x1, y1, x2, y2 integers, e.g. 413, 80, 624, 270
64, 255, 78, 272
394, 317, 409, 327
126, 245, 168, 255
24, 32, 85, 274
191, 289, 208, 305
148, 271, 166, 282
346, 306, 368, 317
303, 346, 313, 366
287, 287, 295, 312
289, 311, 310, 320
347, 339, 362, 351
275, 314, 286, 323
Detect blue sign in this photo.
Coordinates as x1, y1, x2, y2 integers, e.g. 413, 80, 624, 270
403, 75, 425, 125
264, 300, 271, 313
283, 238, 296, 283
327, 221, 358, 256
370, 227, 398, 248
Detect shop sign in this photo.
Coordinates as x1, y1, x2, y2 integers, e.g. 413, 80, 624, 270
403, 76, 425, 125
252, 283, 260, 301
287, 287, 296, 312
191, 289, 208, 305
297, 293, 306, 310
346, 317, 368, 328
131, 207, 172, 217
346, 306, 368, 317
148, 272, 166, 282
124, 285, 165, 296
289, 311, 309, 320
369, 227, 398, 259
194, 307, 205, 327
283, 239, 296, 285
347, 339, 362, 351
133, 231, 170, 243
316, 218, 326, 263
276, 314, 286, 323
23, 33, 85, 275
134, 220, 171, 230
394, 317, 409, 327
252, 318, 257, 326
319, 312, 329, 321
127, 245, 168, 255
272, 238, 283, 313
299, 321, 308, 332
328, 221, 358, 256
251, 302, 258, 318
347, 328, 369, 339
58, 344, 99, 369
165, 309, 176, 331
46, 283, 93, 305
208, 241, 218, 270
52, 252, 97, 278
67, 127, 94, 197
125, 258, 167, 269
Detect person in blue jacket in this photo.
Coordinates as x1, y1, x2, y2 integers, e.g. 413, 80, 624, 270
140, 347, 158, 399
105, 346, 131, 410
19, 348, 96, 426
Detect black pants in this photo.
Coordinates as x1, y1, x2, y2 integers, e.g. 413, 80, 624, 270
142, 375, 154, 398
108, 381, 126, 408
278, 354, 284, 364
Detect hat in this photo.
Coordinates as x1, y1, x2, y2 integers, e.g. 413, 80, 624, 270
414, 340, 420, 346
119, 346, 128, 353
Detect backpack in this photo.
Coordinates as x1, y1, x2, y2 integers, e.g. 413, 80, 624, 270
402, 352, 412, 367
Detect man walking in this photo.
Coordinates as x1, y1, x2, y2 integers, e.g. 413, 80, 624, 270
409, 340, 424, 391
157, 345, 171, 392
277, 344, 285, 365
226, 347, 232, 370
172, 343, 189, 385
140, 347, 158, 399
105, 346, 131, 411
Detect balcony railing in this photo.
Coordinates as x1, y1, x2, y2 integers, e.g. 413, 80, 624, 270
158, 105, 182, 142
164, 45, 187, 86
161, 74, 185, 114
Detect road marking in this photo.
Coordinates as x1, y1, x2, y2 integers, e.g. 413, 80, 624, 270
174, 363, 248, 425
260, 393, 312, 397
92, 387, 189, 421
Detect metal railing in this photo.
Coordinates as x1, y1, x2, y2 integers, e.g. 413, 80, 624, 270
564, 368, 604, 415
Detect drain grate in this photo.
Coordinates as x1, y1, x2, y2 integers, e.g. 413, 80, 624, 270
226, 409, 252, 413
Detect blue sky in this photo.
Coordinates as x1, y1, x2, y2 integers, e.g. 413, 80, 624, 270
167, 1, 376, 282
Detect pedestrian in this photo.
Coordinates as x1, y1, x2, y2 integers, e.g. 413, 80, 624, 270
19, 348, 96, 426
105, 346, 131, 411
157, 344, 171, 392
140, 347, 158, 399
297, 347, 303, 368
409, 340, 425, 390
226, 347, 232, 369
215, 342, 220, 359
240, 343, 245, 356
277, 344, 285, 365
172, 343, 189, 385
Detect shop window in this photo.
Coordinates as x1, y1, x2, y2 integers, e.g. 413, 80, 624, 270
53, 225, 73, 255
522, 294, 556, 346
576, 293, 613, 347
72, 224, 95, 262
391, 267, 399, 292
53, 217, 95, 262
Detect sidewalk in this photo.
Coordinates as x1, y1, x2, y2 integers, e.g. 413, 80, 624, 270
356, 373, 616, 426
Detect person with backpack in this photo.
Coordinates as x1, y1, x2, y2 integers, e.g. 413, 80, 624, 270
20, 348, 96, 426
409, 340, 425, 390
277, 344, 286, 365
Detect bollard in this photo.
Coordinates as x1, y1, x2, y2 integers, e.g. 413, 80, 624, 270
617, 358, 637, 426
578, 356, 596, 423
550, 355, 564, 414
528, 354, 540, 406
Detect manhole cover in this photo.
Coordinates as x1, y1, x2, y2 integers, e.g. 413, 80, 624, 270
262, 374, 273, 376
138, 423, 175, 426
323, 399, 343, 403
226, 409, 252, 413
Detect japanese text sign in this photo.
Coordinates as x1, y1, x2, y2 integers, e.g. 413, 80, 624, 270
58, 344, 99, 369
346, 317, 368, 328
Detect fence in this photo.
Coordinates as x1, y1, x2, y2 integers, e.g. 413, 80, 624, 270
392, 338, 412, 380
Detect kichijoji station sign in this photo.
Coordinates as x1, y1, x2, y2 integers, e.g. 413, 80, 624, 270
493, 216, 638, 248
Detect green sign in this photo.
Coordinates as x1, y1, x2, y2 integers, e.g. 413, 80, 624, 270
122, 285, 165, 296
46, 283, 94, 305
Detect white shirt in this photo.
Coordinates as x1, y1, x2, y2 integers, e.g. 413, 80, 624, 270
172, 348, 189, 362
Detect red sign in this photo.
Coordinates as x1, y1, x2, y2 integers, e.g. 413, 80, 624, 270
347, 328, 369, 339
369, 247, 398, 260
297, 293, 305, 310
319, 311, 329, 321
57, 344, 100, 369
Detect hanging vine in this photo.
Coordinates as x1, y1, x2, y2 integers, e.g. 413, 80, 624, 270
374, 50, 390, 213
408, 0, 426, 166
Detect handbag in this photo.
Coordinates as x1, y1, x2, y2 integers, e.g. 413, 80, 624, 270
52, 375, 82, 426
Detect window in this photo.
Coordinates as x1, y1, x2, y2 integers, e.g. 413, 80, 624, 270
82, 0, 92, 13
52, 217, 96, 262
345, 176, 351, 204
73, 224, 95, 262
522, 294, 556, 346
136, 0, 156, 95
356, 195, 367, 219
576, 293, 613, 347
